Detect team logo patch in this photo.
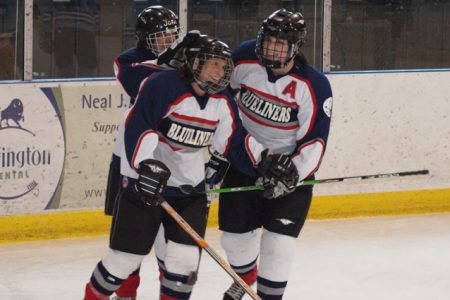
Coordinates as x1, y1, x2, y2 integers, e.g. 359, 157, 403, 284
323, 97, 333, 118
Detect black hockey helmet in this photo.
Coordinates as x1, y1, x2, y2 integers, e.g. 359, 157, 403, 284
184, 35, 233, 95
135, 6, 181, 55
255, 8, 307, 68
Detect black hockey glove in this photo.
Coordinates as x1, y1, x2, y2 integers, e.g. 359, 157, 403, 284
157, 30, 201, 68
257, 149, 299, 199
133, 159, 171, 207
205, 152, 230, 187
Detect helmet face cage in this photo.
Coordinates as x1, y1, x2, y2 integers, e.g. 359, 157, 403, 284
190, 53, 233, 95
255, 10, 307, 68
191, 53, 234, 95
185, 36, 234, 94
135, 6, 182, 55
145, 27, 183, 55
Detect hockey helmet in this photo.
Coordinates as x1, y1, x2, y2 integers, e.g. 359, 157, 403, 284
184, 35, 233, 95
255, 8, 307, 68
135, 6, 182, 55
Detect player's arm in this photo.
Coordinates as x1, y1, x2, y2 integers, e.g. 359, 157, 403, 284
207, 95, 266, 183
123, 74, 169, 170
291, 75, 333, 181
114, 55, 164, 99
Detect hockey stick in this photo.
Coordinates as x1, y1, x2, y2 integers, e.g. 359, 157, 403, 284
180, 169, 429, 195
160, 200, 261, 300
190, 185, 213, 284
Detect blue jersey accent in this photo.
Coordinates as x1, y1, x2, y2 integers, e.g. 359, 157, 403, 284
292, 63, 332, 149
232, 40, 259, 63
115, 47, 163, 104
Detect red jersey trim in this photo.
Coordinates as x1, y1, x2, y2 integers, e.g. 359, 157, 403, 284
290, 74, 318, 136
158, 136, 182, 151
244, 134, 257, 165
234, 59, 262, 67
171, 112, 219, 126
239, 104, 299, 130
292, 138, 325, 178
241, 84, 298, 107
131, 129, 157, 170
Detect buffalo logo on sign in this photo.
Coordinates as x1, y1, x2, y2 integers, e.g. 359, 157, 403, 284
0, 88, 65, 215
0, 98, 35, 136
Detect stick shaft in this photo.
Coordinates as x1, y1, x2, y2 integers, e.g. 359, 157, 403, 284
307, 169, 429, 184
208, 169, 429, 194
160, 201, 261, 300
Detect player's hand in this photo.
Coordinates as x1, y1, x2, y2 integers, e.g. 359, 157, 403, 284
205, 152, 230, 187
133, 159, 171, 206
258, 177, 296, 199
257, 149, 299, 199
157, 30, 201, 68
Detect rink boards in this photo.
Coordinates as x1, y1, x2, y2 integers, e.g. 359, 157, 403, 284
1, 70, 449, 242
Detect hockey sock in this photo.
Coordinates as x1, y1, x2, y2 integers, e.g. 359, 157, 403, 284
221, 231, 259, 271
87, 261, 125, 298
230, 258, 258, 285
160, 272, 193, 299
115, 267, 140, 297
157, 257, 166, 282
84, 282, 109, 300
257, 229, 297, 299
257, 276, 287, 300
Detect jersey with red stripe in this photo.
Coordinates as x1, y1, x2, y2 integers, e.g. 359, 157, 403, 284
231, 40, 333, 181
123, 70, 265, 196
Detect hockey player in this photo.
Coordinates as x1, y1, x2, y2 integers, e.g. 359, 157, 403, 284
106, 5, 181, 218
84, 34, 291, 300
105, 6, 182, 300
217, 9, 333, 300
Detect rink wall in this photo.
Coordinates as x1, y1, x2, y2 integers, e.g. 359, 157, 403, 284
1, 70, 449, 243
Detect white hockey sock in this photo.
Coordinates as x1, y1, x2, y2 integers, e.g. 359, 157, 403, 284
221, 231, 259, 267
259, 229, 296, 281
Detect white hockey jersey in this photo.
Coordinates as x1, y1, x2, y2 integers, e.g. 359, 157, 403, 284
122, 70, 265, 196
230, 40, 333, 181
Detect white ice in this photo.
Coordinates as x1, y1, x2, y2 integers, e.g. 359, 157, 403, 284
1, 213, 449, 300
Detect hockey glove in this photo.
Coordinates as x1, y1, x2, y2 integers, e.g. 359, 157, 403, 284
257, 149, 299, 199
205, 153, 230, 187
133, 159, 171, 207
157, 30, 201, 68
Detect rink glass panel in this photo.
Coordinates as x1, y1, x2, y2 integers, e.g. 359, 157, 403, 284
32, 0, 178, 79
0, 1, 24, 80
330, 0, 450, 71
1, 0, 449, 81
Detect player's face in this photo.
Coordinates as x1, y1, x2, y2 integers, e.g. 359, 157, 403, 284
262, 36, 289, 64
199, 57, 228, 83
152, 29, 178, 54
